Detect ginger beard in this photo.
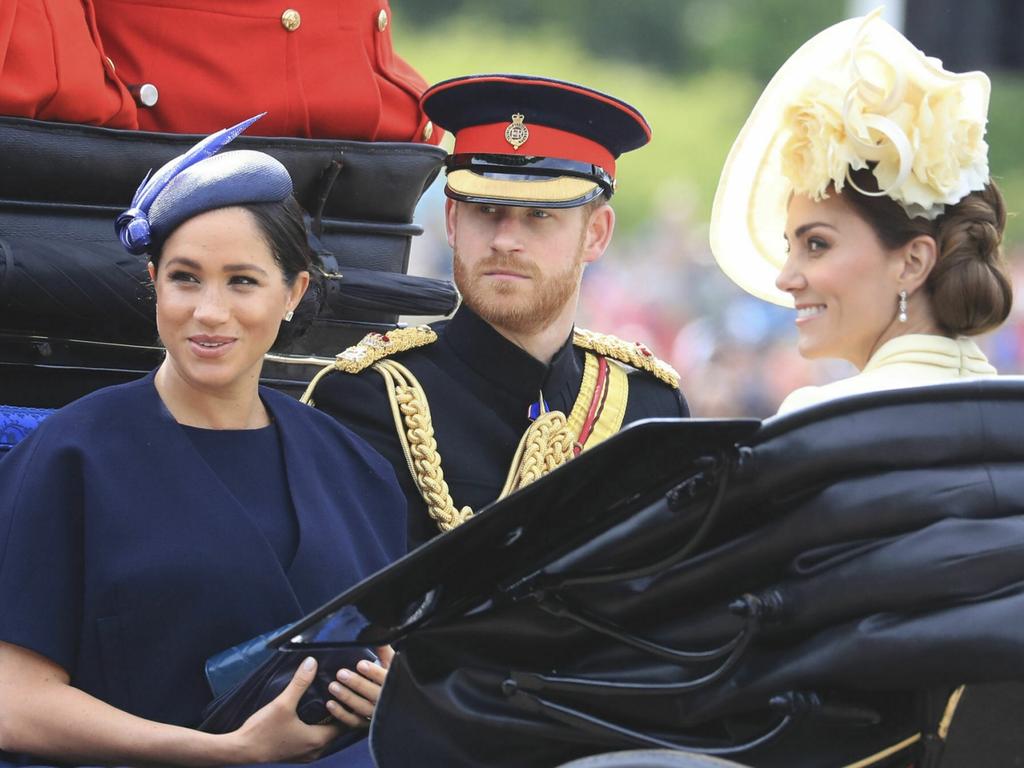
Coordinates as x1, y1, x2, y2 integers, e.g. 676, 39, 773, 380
453, 233, 586, 336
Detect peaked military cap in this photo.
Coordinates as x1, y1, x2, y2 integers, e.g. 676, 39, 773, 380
421, 74, 651, 208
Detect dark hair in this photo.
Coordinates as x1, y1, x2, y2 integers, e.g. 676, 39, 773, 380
246, 196, 318, 286
840, 167, 1012, 337
150, 196, 315, 280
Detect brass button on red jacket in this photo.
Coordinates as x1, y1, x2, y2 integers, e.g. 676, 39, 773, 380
92, 0, 442, 142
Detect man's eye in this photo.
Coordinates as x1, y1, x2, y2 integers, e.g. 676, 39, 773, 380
530, 209, 551, 219
478, 205, 497, 214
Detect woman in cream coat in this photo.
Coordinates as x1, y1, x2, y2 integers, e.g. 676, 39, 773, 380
710, 9, 1013, 414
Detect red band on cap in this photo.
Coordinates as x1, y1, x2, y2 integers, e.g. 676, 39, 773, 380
453, 122, 616, 177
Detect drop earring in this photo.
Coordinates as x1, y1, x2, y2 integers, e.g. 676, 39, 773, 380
283, 309, 294, 322
898, 290, 908, 324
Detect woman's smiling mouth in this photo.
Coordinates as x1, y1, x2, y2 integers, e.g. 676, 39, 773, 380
188, 335, 237, 357
795, 304, 827, 323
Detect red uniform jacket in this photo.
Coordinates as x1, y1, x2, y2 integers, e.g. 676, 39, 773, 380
0, 0, 137, 128
92, 0, 441, 142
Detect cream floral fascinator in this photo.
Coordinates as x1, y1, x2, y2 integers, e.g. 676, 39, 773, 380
710, 9, 991, 306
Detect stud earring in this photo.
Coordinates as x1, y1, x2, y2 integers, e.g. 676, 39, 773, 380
898, 290, 908, 324
283, 309, 294, 322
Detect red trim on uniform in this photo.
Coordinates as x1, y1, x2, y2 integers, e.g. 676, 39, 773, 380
574, 356, 610, 457
454, 123, 616, 177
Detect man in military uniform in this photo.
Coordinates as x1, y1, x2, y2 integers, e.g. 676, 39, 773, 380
305, 74, 688, 548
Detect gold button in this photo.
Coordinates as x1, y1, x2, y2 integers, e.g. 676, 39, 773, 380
421, 121, 433, 141
281, 9, 301, 31
377, 9, 389, 32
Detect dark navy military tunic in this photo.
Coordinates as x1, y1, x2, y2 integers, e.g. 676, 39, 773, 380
313, 305, 689, 549
0, 372, 405, 766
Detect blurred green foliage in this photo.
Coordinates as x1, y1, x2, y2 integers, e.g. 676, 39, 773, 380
397, 0, 845, 80
394, 0, 1024, 244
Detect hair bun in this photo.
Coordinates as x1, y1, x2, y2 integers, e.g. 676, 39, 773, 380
929, 183, 1012, 336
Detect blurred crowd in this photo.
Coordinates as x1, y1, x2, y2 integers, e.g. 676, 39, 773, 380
408, 180, 1024, 418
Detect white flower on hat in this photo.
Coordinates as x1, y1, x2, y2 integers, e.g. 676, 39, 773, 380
779, 10, 990, 220
781, 79, 868, 201
709, 8, 993, 307
883, 80, 990, 218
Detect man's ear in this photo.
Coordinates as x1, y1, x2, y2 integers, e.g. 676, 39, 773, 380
897, 235, 938, 294
581, 203, 615, 264
147, 261, 157, 282
444, 198, 458, 249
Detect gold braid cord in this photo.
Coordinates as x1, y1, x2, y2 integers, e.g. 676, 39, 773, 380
499, 410, 576, 498
839, 686, 966, 768
373, 359, 473, 532
573, 327, 680, 388
374, 359, 576, 533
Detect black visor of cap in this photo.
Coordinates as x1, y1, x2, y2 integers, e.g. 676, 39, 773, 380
447, 154, 614, 196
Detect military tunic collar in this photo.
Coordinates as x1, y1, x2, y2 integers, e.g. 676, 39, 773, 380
444, 305, 580, 404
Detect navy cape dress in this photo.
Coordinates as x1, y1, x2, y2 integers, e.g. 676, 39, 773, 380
0, 372, 406, 766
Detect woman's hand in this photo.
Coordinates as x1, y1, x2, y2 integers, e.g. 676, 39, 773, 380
0, 641, 339, 766
325, 645, 394, 728
230, 657, 342, 763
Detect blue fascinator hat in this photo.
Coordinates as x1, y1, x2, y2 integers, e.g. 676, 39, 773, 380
116, 114, 293, 255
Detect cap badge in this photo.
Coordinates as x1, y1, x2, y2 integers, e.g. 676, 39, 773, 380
504, 113, 529, 150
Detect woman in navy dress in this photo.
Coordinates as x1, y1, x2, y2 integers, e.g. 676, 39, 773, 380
0, 117, 406, 764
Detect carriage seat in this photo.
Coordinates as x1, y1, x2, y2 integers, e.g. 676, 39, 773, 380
0, 405, 53, 456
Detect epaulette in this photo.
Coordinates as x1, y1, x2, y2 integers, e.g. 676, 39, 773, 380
573, 327, 680, 389
333, 325, 438, 374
